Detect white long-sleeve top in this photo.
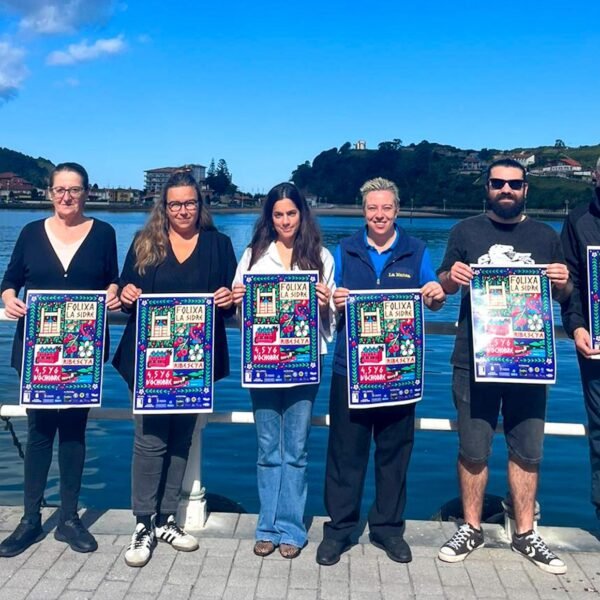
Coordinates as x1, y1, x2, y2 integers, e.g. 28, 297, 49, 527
233, 242, 336, 354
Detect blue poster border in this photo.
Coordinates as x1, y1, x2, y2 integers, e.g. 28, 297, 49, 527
587, 246, 600, 358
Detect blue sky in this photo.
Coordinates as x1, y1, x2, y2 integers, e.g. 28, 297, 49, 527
0, 0, 599, 192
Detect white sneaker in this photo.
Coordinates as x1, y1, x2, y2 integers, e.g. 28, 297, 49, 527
155, 516, 199, 552
124, 523, 155, 567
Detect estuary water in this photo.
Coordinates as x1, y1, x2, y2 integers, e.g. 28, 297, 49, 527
0, 209, 594, 530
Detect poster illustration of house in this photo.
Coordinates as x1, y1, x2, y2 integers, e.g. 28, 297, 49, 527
470, 266, 556, 383
133, 294, 214, 414
241, 272, 320, 387
345, 290, 424, 408
587, 247, 600, 358
20, 290, 107, 408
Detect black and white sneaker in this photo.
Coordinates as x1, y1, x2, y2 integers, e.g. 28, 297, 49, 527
438, 523, 484, 563
155, 516, 198, 552
124, 523, 155, 567
511, 530, 567, 574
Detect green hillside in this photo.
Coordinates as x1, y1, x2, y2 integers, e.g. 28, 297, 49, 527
0, 148, 54, 188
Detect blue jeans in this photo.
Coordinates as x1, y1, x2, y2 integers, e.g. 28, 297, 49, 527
250, 383, 318, 547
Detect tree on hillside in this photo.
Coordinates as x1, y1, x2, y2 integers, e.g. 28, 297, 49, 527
206, 158, 234, 196
555, 139, 566, 148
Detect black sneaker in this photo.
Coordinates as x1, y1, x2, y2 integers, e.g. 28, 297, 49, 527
511, 530, 567, 574
0, 517, 44, 558
438, 523, 484, 563
54, 516, 98, 553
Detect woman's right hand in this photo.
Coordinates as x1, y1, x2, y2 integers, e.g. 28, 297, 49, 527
2, 294, 27, 319
232, 283, 246, 306
120, 284, 142, 309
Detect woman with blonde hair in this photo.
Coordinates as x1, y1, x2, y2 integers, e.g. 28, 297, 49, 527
113, 171, 237, 567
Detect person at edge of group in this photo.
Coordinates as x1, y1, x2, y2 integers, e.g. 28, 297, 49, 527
0, 162, 121, 558
316, 177, 446, 567
232, 182, 335, 559
560, 156, 600, 524
436, 158, 571, 575
112, 171, 237, 568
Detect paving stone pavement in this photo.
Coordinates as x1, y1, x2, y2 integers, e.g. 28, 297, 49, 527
0, 507, 599, 599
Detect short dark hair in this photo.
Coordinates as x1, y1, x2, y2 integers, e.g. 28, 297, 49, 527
49, 162, 90, 190
486, 158, 527, 182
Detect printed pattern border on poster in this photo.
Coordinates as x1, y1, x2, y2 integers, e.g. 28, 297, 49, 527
133, 293, 215, 414
345, 289, 424, 408
587, 246, 600, 358
20, 290, 108, 408
241, 272, 320, 388
470, 265, 556, 384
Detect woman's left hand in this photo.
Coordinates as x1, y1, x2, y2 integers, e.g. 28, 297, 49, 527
214, 286, 233, 310
316, 282, 332, 309
106, 285, 122, 311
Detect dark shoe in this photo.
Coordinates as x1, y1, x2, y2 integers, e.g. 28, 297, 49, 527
279, 543, 301, 559
369, 534, 412, 563
253, 540, 277, 557
54, 517, 98, 553
511, 530, 567, 574
0, 517, 44, 558
316, 538, 350, 566
438, 523, 484, 563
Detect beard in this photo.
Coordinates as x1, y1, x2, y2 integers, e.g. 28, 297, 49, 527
487, 194, 525, 220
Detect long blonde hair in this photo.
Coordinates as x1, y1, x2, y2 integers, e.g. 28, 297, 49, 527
134, 171, 214, 274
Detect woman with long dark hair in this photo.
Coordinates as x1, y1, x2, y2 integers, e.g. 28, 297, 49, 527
0, 162, 120, 557
232, 182, 335, 559
113, 171, 237, 567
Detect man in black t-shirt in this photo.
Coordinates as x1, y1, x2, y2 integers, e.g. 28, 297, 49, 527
436, 158, 570, 575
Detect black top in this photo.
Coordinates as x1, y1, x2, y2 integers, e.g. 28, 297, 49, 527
437, 214, 566, 369
560, 193, 600, 337
1, 218, 119, 372
112, 228, 237, 390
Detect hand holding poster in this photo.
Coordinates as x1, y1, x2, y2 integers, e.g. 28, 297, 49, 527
345, 290, 424, 408
241, 272, 320, 387
21, 290, 107, 408
470, 265, 556, 383
587, 246, 600, 357
133, 294, 214, 414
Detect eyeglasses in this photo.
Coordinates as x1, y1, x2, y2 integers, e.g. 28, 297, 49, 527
166, 200, 198, 212
488, 179, 526, 191
50, 186, 86, 198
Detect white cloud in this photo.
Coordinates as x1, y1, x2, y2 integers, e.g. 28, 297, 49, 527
0, 0, 114, 35
46, 35, 126, 66
0, 41, 27, 102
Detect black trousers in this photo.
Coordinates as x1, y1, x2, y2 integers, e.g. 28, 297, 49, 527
23, 408, 89, 523
577, 354, 600, 517
323, 372, 415, 541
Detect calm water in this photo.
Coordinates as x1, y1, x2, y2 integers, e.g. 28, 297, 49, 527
0, 210, 593, 530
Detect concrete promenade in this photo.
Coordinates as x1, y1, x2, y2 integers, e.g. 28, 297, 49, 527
0, 507, 599, 599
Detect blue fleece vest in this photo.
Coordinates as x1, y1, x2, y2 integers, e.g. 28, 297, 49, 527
333, 227, 426, 375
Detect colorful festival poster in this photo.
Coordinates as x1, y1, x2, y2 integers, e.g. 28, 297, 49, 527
133, 294, 215, 414
241, 272, 320, 387
20, 290, 108, 408
470, 265, 556, 383
345, 290, 424, 408
587, 246, 600, 358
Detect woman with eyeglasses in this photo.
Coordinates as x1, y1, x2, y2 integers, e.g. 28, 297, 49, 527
112, 171, 237, 567
232, 182, 335, 559
0, 162, 120, 558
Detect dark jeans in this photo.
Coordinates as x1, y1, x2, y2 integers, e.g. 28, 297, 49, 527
323, 372, 415, 541
577, 354, 600, 516
24, 408, 89, 523
132, 413, 198, 516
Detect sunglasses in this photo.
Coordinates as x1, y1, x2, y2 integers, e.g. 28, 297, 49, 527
488, 178, 526, 191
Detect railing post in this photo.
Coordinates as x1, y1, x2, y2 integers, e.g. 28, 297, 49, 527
177, 414, 208, 530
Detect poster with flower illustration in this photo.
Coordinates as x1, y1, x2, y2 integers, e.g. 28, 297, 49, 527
345, 290, 424, 408
470, 265, 556, 383
241, 272, 319, 387
587, 247, 600, 358
133, 294, 215, 413
20, 290, 107, 408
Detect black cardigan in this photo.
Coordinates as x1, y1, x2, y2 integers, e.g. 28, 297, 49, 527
112, 228, 237, 390
0, 218, 119, 372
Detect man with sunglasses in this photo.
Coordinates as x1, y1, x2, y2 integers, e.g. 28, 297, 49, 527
436, 158, 571, 574
560, 157, 600, 525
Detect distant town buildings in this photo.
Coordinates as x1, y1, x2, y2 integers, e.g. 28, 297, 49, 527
144, 164, 207, 194
0, 172, 38, 200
